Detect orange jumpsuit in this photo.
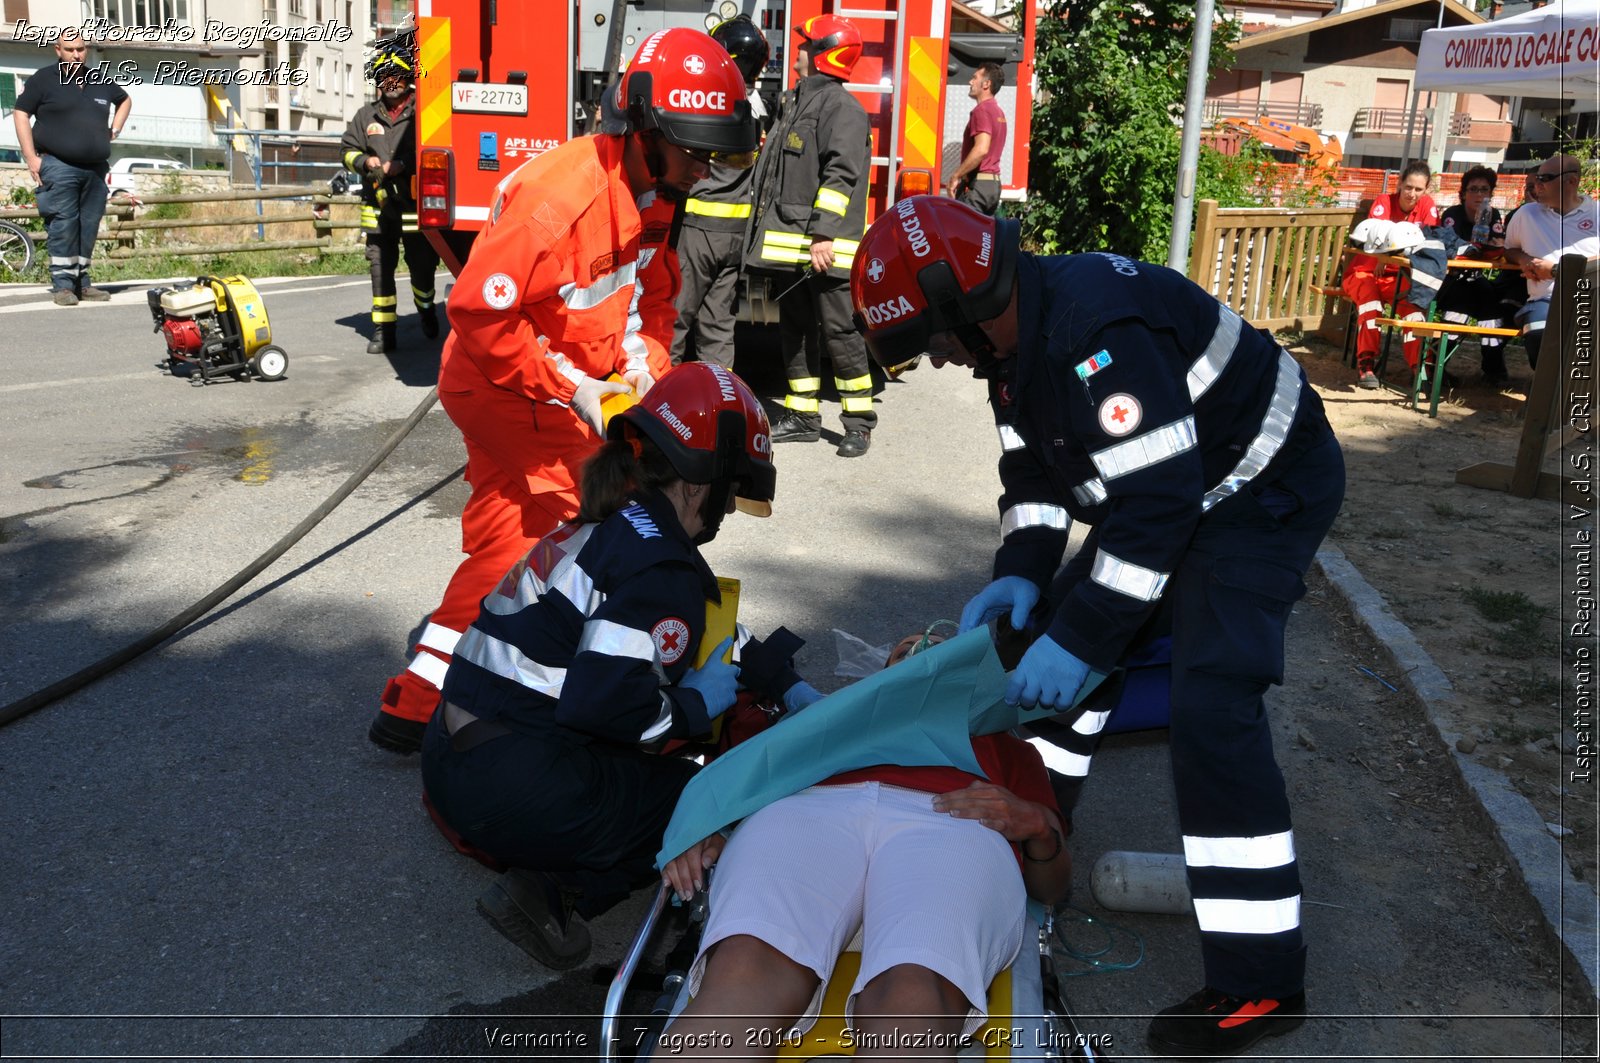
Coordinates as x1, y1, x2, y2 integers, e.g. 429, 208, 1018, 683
1342, 192, 1439, 374
379, 134, 679, 726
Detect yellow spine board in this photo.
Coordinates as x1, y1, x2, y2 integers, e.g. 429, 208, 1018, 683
698, 577, 740, 744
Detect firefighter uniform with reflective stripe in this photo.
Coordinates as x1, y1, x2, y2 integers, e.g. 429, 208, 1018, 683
746, 76, 875, 430
340, 96, 440, 345
673, 157, 756, 368
420, 488, 718, 917
377, 133, 680, 728
987, 252, 1345, 1001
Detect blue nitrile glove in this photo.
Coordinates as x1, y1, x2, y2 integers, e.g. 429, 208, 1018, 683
681, 637, 740, 720
782, 680, 825, 716
958, 576, 1042, 634
1005, 634, 1091, 711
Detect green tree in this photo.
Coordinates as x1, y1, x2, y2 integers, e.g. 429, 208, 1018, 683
1023, 0, 1240, 259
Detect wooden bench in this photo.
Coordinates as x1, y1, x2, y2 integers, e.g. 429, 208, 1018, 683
1373, 317, 1521, 417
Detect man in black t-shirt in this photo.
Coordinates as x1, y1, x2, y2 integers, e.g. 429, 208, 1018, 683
12, 29, 131, 306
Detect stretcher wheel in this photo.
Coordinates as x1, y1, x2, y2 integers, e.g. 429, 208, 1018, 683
250, 345, 288, 381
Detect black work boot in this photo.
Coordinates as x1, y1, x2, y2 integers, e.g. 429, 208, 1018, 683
419, 306, 440, 339
367, 325, 396, 354
367, 709, 426, 755
770, 410, 822, 444
1147, 986, 1306, 1059
836, 428, 872, 458
477, 869, 592, 970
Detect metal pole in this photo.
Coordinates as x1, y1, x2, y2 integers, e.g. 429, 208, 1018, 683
1168, 0, 1217, 272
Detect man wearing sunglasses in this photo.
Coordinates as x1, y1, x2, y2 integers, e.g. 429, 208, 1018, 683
1503, 153, 1599, 372
368, 28, 760, 754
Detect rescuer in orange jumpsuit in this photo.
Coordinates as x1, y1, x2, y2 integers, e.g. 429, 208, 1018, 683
369, 28, 761, 752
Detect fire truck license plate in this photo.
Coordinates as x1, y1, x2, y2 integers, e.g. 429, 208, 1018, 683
451, 83, 529, 116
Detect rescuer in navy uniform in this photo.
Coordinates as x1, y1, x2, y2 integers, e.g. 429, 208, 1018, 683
850, 197, 1345, 1061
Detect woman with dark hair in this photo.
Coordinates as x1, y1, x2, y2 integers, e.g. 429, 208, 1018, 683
421, 362, 818, 970
1436, 165, 1521, 384
1342, 160, 1439, 388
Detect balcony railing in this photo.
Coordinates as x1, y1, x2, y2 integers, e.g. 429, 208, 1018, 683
1203, 98, 1324, 128
1350, 107, 1473, 138
116, 114, 222, 148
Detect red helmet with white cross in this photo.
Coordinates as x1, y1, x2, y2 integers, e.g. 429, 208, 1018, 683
850, 196, 1022, 368
613, 28, 760, 155
797, 14, 863, 80
611, 362, 776, 540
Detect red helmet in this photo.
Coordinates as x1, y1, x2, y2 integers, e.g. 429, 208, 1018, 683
613, 28, 760, 155
850, 196, 1021, 368
797, 14, 862, 80
611, 362, 776, 542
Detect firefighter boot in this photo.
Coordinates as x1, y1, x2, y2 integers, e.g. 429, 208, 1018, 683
771, 410, 822, 444
477, 869, 592, 970
367, 324, 396, 355
419, 305, 440, 339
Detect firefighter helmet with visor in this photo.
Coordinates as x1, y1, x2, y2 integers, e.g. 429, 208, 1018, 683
610, 362, 776, 544
710, 15, 770, 86
797, 14, 863, 80
850, 196, 1022, 369
612, 28, 760, 157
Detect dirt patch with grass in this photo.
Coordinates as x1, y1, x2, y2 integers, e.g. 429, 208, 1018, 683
1284, 330, 1593, 891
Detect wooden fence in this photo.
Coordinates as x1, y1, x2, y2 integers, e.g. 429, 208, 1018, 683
0, 186, 364, 263
1187, 199, 1360, 334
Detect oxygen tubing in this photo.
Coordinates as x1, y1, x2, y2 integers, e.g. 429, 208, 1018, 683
0, 387, 441, 729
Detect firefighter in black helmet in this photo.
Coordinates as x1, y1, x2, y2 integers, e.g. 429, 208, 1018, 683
340, 44, 441, 354
670, 15, 770, 370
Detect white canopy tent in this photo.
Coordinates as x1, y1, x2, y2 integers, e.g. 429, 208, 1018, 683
1416, 0, 1600, 104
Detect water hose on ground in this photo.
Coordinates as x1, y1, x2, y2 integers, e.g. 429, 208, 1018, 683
0, 387, 441, 729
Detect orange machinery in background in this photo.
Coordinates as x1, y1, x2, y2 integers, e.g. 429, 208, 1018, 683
409, 0, 1036, 277
1219, 114, 1344, 169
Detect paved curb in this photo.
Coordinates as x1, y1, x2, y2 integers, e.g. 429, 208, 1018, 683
1315, 542, 1599, 1000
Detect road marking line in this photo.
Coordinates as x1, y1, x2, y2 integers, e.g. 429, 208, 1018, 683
0, 355, 339, 393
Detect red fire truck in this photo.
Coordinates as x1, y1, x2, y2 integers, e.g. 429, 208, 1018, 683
410, 0, 1035, 277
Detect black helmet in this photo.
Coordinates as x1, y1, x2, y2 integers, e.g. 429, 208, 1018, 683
710, 15, 769, 86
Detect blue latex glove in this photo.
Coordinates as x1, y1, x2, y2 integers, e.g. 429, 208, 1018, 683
782, 680, 825, 715
681, 637, 740, 721
1004, 634, 1091, 711
958, 576, 1042, 634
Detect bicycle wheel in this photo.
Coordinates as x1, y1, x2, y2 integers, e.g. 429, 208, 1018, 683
0, 220, 36, 278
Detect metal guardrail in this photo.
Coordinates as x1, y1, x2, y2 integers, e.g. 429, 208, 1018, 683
0, 186, 364, 262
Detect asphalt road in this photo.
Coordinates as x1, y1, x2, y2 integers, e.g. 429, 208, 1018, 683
0, 275, 1584, 1061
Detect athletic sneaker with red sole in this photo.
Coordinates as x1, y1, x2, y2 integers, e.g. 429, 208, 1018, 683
1147, 986, 1306, 1059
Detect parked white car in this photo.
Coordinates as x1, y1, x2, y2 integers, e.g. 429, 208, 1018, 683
106, 157, 186, 196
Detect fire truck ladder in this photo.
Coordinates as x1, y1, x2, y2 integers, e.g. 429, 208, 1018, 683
836, 6, 905, 204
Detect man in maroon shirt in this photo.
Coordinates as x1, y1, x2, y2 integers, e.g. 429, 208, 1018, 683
947, 62, 1007, 216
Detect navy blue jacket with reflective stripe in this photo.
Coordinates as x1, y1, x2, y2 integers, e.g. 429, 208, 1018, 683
987, 252, 1327, 670
441, 488, 721, 746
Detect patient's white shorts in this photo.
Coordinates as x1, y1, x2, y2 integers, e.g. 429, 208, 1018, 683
686, 781, 1027, 1038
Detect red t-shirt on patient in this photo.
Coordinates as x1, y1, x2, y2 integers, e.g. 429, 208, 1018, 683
822, 732, 1060, 867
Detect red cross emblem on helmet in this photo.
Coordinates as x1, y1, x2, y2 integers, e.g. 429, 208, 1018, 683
849, 196, 1022, 368
613, 28, 760, 155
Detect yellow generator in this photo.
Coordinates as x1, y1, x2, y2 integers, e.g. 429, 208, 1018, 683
146, 275, 288, 384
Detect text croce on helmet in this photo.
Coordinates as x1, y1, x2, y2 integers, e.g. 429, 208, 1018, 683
850, 196, 1021, 371
710, 14, 770, 86
610, 362, 777, 544
613, 28, 760, 156
797, 14, 863, 80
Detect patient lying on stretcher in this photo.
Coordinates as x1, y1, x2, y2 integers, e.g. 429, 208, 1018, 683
660, 632, 1072, 1061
